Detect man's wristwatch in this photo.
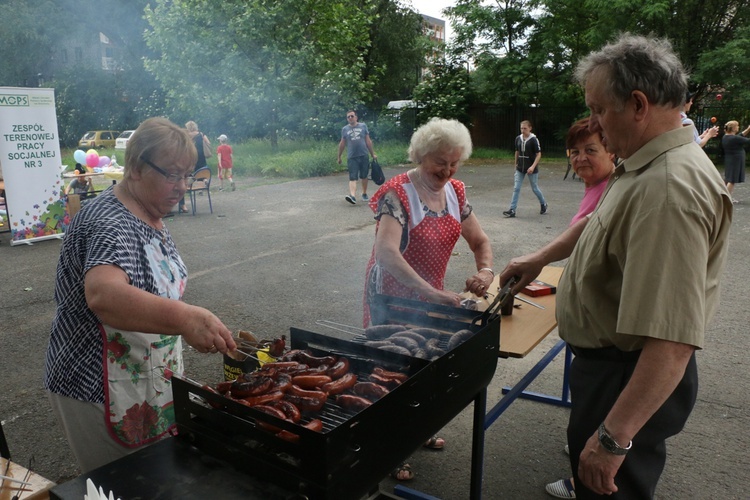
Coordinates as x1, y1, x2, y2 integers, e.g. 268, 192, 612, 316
598, 422, 632, 456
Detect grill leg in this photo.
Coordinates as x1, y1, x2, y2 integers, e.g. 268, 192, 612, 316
470, 389, 487, 500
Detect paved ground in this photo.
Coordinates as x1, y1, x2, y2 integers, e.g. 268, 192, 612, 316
1, 160, 748, 499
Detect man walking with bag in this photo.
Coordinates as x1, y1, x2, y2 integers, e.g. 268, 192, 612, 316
337, 110, 377, 205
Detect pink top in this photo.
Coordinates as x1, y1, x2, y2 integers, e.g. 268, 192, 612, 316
570, 178, 608, 225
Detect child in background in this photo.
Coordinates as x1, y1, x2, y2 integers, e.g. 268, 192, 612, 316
216, 134, 235, 191
65, 163, 95, 198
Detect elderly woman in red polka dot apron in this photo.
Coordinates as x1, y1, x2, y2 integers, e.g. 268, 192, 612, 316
363, 118, 494, 481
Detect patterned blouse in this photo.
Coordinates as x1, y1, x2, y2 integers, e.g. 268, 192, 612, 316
44, 187, 187, 403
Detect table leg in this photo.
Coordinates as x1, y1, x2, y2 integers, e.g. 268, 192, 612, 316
485, 340, 571, 430
470, 389, 486, 500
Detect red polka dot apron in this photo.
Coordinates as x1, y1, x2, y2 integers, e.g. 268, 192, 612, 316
364, 174, 464, 326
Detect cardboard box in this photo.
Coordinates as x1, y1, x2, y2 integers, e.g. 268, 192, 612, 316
522, 280, 557, 297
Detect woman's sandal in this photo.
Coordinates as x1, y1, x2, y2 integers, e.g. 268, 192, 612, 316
179, 206, 189, 214
423, 435, 445, 450
390, 462, 414, 481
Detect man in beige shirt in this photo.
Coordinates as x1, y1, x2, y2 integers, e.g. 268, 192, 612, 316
500, 34, 732, 498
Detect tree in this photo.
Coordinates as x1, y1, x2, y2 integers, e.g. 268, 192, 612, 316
412, 60, 473, 125
143, 0, 427, 145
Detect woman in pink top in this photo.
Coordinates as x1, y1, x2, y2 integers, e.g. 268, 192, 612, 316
567, 117, 616, 226
545, 117, 615, 499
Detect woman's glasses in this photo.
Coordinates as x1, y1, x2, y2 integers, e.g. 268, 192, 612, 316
140, 156, 195, 185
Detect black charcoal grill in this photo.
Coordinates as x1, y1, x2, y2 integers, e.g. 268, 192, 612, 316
172, 294, 502, 500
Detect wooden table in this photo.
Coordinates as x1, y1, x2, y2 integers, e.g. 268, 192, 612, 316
0, 457, 55, 500
461, 266, 563, 357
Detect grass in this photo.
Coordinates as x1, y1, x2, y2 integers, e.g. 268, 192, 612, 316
61, 140, 564, 190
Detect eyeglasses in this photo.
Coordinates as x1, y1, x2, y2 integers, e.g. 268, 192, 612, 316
140, 156, 195, 185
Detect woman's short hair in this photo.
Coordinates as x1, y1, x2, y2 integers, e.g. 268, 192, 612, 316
725, 120, 739, 133
124, 117, 197, 179
408, 118, 473, 164
566, 117, 602, 149
184, 120, 199, 133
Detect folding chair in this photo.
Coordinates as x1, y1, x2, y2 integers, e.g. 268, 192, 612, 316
187, 167, 213, 215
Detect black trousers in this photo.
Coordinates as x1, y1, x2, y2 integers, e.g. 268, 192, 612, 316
567, 346, 698, 499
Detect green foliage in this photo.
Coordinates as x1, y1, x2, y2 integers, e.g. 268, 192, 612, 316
412, 61, 473, 125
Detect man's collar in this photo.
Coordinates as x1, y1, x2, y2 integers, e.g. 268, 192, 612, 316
621, 126, 695, 172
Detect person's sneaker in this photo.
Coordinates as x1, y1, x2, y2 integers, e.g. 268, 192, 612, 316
231, 181, 236, 192
218, 187, 224, 192
540, 203, 548, 214
345, 195, 356, 205
502, 209, 516, 218
361, 193, 369, 201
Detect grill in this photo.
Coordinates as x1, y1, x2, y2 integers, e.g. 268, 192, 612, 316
172, 294, 501, 500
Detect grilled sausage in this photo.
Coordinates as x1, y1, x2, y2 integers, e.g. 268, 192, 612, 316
388, 336, 420, 352
252, 404, 289, 433
364, 324, 408, 340
230, 375, 274, 398
215, 381, 233, 394
269, 400, 302, 422
235, 390, 284, 407
372, 367, 409, 382
273, 373, 293, 393
288, 384, 328, 401
337, 394, 373, 412
405, 327, 443, 340
368, 373, 402, 390
424, 338, 445, 358
320, 372, 358, 395
283, 393, 326, 412
352, 381, 390, 401
377, 344, 412, 356
326, 357, 350, 379
260, 361, 301, 371
292, 375, 332, 389
390, 331, 427, 346
294, 351, 337, 367
364, 340, 393, 349
276, 418, 324, 443
447, 329, 475, 350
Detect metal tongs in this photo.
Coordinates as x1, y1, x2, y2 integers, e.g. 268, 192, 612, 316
485, 276, 517, 319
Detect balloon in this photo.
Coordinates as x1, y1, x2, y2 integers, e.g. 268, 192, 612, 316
86, 151, 100, 168
716, 94, 723, 101
73, 149, 86, 164
711, 116, 717, 124
86, 149, 97, 156
98, 156, 110, 168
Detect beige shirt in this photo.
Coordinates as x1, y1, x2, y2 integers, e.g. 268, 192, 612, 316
557, 126, 732, 350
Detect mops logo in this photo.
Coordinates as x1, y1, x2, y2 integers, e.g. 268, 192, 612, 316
0, 94, 29, 106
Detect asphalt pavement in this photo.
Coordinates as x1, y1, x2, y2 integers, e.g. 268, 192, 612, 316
1, 160, 748, 499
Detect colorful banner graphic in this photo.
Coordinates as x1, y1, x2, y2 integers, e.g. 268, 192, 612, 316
0, 87, 66, 246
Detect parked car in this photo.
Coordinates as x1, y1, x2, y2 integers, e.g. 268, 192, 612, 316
78, 130, 120, 150
115, 130, 135, 150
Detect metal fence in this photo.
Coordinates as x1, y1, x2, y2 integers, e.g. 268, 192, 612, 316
385, 103, 750, 160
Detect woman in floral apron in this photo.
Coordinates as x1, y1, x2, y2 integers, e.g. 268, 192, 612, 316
44, 117, 236, 473
362, 118, 494, 480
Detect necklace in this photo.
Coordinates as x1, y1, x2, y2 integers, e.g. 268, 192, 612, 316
120, 183, 167, 244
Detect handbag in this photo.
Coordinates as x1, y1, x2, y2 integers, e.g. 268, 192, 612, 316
201, 133, 212, 159
370, 158, 385, 185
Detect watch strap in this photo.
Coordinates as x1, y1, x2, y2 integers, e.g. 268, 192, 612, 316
598, 422, 632, 456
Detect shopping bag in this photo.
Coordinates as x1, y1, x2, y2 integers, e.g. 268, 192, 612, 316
371, 158, 385, 185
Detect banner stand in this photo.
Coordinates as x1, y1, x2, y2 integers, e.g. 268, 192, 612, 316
0, 87, 66, 246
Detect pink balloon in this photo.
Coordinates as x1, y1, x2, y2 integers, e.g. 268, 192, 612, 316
86, 152, 100, 168
98, 156, 110, 168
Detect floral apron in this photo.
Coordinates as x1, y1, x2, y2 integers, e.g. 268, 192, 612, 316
364, 180, 463, 325
102, 234, 186, 448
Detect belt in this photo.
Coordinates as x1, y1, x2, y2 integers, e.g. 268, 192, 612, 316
569, 345, 642, 362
